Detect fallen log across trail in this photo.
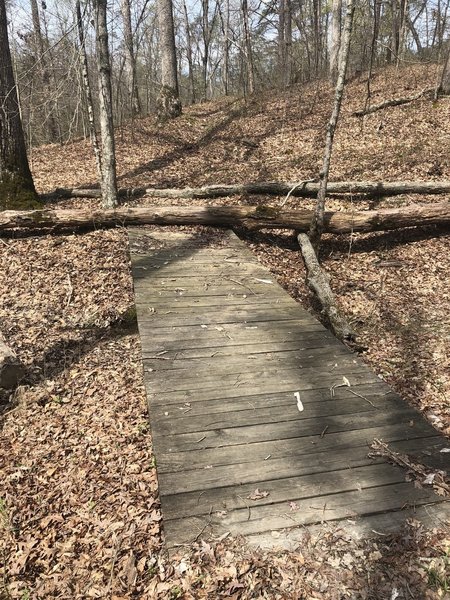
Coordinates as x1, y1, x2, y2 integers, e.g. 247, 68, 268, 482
42, 180, 450, 201
1, 201, 449, 234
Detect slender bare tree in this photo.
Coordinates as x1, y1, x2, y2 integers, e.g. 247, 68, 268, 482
156, 0, 182, 119
30, 0, 58, 142
308, 0, 356, 250
121, 0, 141, 116
0, 0, 37, 209
297, 0, 357, 342
439, 41, 450, 94
329, 0, 342, 82
93, 0, 118, 208
183, 0, 196, 103
219, 0, 230, 95
242, 0, 255, 94
76, 0, 102, 180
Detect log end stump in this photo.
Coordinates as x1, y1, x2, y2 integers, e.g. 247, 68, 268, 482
0, 337, 24, 389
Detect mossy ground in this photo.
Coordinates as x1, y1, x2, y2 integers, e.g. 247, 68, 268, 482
0, 173, 41, 211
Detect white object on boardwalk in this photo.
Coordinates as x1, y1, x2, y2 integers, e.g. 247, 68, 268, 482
294, 392, 304, 412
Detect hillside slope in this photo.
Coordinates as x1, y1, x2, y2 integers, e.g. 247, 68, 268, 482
0, 63, 449, 599
33, 64, 450, 194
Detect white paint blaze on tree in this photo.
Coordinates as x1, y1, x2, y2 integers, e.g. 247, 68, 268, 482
156, 0, 182, 119
0, 0, 37, 210
93, 0, 118, 208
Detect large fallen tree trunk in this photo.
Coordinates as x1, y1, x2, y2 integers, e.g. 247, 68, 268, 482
42, 180, 450, 201
0, 334, 23, 389
1, 202, 449, 234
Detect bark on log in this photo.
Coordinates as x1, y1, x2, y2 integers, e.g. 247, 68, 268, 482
298, 233, 355, 341
353, 87, 433, 117
0, 334, 23, 389
1, 202, 449, 234
42, 180, 450, 201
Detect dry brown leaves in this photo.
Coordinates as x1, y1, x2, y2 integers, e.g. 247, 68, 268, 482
0, 231, 162, 597
1, 62, 449, 598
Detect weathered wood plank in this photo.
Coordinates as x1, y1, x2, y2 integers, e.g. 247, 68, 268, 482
143, 349, 359, 377
144, 365, 376, 396
138, 321, 329, 343
155, 421, 439, 473
132, 262, 272, 277
130, 229, 449, 549
150, 383, 398, 420
163, 482, 442, 546
136, 306, 314, 327
135, 295, 296, 309
153, 391, 404, 435
155, 406, 421, 452
156, 436, 448, 496
140, 339, 340, 359
145, 370, 383, 405
160, 463, 419, 521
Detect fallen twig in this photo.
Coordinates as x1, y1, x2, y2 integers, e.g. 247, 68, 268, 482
369, 439, 450, 497
353, 87, 434, 117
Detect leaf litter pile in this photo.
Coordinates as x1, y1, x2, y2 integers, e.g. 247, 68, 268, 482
1, 63, 450, 598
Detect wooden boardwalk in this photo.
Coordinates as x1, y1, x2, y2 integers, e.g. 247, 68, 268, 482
129, 228, 449, 550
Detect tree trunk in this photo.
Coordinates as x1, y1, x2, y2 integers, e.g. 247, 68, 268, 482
242, 0, 255, 94
312, 0, 322, 75
438, 42, 450, 94
121, 0, 141, 116
329, 0, 342, 83
278, 0, 293, 86
201, 0, 210, 100
183, 0, 196, 103
308, 0, 356, 251
219, 0, 230, 95
0, 333, 23, 389
2, 202, 449, 233
43, 179, 450, 201
303, 0, 355, 343
0, 0, 37, 210
76, 0, 102, 180
93, 0, 118, 208
157, 0, 182, 119
278, 0, 286, 84
284, 0, 292, 85
30, 0, 58, 142
297, 233, 354, 340
390, 0, 400, 62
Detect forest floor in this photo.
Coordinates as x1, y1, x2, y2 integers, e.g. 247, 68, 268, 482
1, 63, 450, 598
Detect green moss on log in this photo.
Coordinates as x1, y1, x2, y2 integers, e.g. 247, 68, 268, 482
255, 204, 279, 218
122, 305, 137, 324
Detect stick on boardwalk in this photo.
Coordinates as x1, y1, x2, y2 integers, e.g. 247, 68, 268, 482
129, 229, 449, 550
